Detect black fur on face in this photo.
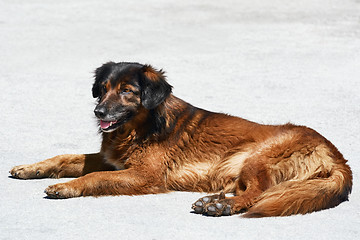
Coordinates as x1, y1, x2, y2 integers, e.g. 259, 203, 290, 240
92, 61, 117, 98
93, 62, 172, 107
92, 62, 172, 132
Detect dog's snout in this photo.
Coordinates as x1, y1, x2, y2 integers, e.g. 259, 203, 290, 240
94, 105, 107, 119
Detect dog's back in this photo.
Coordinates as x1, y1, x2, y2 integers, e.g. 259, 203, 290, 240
147, 96, 352, 217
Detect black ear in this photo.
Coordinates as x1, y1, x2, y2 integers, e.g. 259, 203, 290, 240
92, 62, 116, 98
140, 65, 172, 109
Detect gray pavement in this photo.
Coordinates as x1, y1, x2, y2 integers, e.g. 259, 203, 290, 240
1, 0, 359, 239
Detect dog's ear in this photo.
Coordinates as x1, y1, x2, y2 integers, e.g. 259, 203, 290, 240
92, 62, 116, 98
140, 65, 172, 109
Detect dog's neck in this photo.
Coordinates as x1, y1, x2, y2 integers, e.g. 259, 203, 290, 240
148, 94, 193, 140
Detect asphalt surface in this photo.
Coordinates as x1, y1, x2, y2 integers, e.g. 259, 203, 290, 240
1, 0, 359, 239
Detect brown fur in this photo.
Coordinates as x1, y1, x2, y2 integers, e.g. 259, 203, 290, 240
10, 62, 352, 217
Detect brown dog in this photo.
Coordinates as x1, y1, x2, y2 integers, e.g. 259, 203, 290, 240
10, 62, 352, 217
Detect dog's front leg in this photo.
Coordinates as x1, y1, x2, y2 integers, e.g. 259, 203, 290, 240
44, 168, 166, 198
10, 153, 115, 179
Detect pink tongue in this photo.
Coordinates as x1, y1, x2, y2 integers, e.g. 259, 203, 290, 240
100, 120, 117, 129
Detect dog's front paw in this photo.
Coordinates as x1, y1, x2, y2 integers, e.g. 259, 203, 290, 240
45, 183, 82, 199
10, 164, 45, 179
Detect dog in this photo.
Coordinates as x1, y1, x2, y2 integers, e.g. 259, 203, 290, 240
10, 62, 352, 217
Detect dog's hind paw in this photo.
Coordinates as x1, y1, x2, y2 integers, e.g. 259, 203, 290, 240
192, 192, 234, 216
204, 200, 233, 216
192, 193, 223, 214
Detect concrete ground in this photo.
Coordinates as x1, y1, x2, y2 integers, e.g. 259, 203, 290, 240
0, 0, 359, 239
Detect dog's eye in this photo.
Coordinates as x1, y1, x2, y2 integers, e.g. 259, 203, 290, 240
120, 89, 132, 95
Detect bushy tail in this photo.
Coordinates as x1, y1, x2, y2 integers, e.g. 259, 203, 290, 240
243, 164, 352, 218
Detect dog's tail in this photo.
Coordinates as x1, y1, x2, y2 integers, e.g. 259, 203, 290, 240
243, 162, 352, 218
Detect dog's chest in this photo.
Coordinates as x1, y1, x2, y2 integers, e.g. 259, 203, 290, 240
102, 132, 140, 170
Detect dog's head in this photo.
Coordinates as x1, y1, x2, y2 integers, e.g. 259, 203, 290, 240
92, 62, 172, 133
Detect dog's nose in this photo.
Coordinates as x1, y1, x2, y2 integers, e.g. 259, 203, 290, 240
94, 105, 107, 118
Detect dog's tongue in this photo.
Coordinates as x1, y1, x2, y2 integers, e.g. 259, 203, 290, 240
100, 120, 117, 129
